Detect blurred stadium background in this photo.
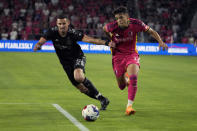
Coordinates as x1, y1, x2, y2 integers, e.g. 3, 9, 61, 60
0, 0, 197, 44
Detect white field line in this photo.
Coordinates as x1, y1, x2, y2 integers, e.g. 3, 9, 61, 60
0, 103, 89, 131
52, 104, 89, 131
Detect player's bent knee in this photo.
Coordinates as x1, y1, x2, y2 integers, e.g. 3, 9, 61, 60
74, 76, 85, 83
74, 70, 85, 83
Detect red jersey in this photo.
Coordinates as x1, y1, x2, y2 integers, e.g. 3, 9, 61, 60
105, 18, 150, 56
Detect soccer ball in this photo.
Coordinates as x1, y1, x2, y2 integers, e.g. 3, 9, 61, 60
82, 104, 99, 121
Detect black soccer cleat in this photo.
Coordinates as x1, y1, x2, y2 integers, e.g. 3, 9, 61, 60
100, 97, 110, 110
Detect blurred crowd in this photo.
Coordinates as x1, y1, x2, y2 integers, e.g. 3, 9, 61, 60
138, 0, 197, 44
0, 0, 197, 44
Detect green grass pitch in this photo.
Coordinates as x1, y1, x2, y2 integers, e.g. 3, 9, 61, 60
0, 52, 197, 131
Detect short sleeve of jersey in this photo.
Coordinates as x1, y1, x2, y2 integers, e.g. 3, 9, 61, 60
133, 19, 150, 32
69, 28, 84, 41
42, 28, 54, 40
105, 23, 112, 32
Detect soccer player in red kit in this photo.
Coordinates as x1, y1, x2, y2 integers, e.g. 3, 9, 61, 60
104, 6, 168, 115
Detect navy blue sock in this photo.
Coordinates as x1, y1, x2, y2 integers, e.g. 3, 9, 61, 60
82, 78, 99, 99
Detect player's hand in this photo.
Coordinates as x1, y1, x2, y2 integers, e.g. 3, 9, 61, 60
33, 43, 41, 52
108, 41, 116, 48
159, 41, 168, 51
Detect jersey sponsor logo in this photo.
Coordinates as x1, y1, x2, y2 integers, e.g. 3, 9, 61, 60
55, 44, 71, 50
114, 37, 133, 43
53, 37, 73, 50
114, 32, 133, 43
113, 30, 134, 43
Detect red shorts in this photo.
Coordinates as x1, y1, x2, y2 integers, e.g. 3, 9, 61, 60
112, 54, 140, 78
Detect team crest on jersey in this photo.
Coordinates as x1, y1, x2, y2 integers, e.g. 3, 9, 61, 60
115, 34, 120, 37
128, 31, 133, 36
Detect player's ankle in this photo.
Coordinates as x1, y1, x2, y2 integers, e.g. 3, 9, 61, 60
127, 100, 133, 107
96, 93, 104, 101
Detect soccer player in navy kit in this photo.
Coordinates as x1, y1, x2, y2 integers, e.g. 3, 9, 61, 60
34, 15, 113, 110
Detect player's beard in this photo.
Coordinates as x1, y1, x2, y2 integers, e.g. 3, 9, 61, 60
59, 28, 67, 36
61, 30, 66, 35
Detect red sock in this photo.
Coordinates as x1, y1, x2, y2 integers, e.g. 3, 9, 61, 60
128, 75, 138, 101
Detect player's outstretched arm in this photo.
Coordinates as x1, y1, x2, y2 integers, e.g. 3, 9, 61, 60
147, 28, 168, 50
33, 37, 47, 52
82, 35, 115, 48
102, 25, 116, 48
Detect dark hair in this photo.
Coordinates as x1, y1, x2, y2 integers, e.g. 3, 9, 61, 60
57, 14, 67, 19
113, 6, 128, 16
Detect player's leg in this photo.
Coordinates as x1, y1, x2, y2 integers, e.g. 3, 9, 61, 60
115, 73, 130, 90
127, 64, 139, 105
73, 56, 98, 99
125, 54, 140, 115
73, 68, 85, 83
62, 65, 88, 93
124, 72, 130, 86
112, 57, 127, 90
114, 68, 137, 115
125, 64, 139, 115
74, 68, 97, 99
115, 75, 127, 90
76, 83, 89, 93
63, 65, 100, 100
81, 76, 110, 110
74, 56, 110, 110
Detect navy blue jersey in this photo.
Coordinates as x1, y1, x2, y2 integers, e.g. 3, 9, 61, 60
42, 26, 84, 65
